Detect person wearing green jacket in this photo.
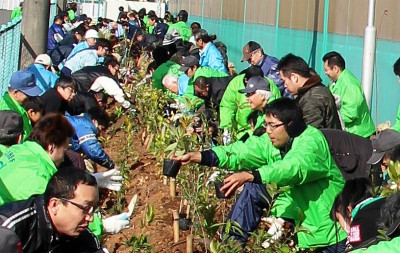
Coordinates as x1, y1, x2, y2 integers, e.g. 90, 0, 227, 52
0, 70, 43, 141
166, 10, 192, 41
179, 55, 228, 107
0, 111, 23, 157
323, 51, 375, 137
174, 98, 347, 250
10, 2, 22, 20
152, 60, 183, 90
219, 66, 280, 139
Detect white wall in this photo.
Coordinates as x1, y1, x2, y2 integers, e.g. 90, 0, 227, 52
0, 0, 20, 10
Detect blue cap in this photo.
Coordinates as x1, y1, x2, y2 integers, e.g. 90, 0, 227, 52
8, 70, 43, 96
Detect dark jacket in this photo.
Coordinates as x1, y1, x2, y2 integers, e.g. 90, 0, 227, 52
71, 65, 115, 92
321, 129, 372, 180
0, 195, 102, 253
40, 88, 69, 115
297, 75, 342, 130
200, 76, 233, 120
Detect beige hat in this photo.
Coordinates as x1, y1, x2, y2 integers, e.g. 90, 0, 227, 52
34, 54, 52, 66
85, 29, 99, 39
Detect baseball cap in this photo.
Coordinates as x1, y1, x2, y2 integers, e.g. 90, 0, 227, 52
0, 111, 23, 137
8, 70, 43, 96
238, 76, 270, 94
367, 129, 400, 165
162, 28, 182, 46
34, 54, 52, 66
85, 29, 99, 39
179, 55, 199, 72
241, 41, 261, 62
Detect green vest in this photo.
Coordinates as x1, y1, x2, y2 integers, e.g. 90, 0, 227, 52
167, 21, 192, 41
0, 93, 32, 140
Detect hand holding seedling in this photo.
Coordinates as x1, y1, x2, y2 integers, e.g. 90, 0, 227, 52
172, 151, 201, 165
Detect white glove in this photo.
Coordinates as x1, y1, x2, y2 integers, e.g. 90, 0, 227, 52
222, 129, 231, 145
121, 100, 131, 109
93, 169, 123, 191
102, 212, 130, 234
266, 217, 285, 240
206, 171, 220, 187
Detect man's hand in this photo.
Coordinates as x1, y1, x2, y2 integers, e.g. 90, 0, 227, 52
220, 171, 254, 197
93, 169, 123, 191
171, 152, 201, 165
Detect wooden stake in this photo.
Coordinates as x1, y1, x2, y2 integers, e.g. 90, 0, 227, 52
179, 199, 183, 214
186, 205, 190, 219
163, 175, 168, 185
173, 210, 179, 243
170, 178, 176, 197
186, 234, 193, 253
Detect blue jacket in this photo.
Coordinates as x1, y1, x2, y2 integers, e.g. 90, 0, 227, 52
47, 24, 65, 51
199, 42, 227, 73
153, 23, 169, 41
258, 54, 292, 98
26, 64, 59, 94
66, 114, 114, 169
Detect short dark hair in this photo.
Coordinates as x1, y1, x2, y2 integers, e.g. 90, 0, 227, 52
88, 108, 110, 128
264, 97, 304, 125
28, 113, 74, 149
177, 10, 188, 22
379, 192, 400, 237
103, 56, 119, 68
322, 51, 346, 70
148, 10, 156, 16
44, 167, 97, 205
95, 38, 111, 51
23, 96, 44, 114
243, 65, 264, 80
330, 178, 373, 223
277, 53, 312, 78
190, 22, 201, 30
394, 58, 400, 76
194, 29, 216, 43
56, 76, 77, 90
194, 76, 209, 90
148, 14, 158, 22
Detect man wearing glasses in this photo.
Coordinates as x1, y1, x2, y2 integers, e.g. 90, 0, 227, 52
173, 98, 347, 251
0, 167, 105, 252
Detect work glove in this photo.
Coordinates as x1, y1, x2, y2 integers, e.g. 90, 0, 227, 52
206, 171, 221, 187
121, 100, 131, 109
102, 212, 130, 234
93, 169, 123, 191
222, 129, 231, 145
265, 217, 285, 240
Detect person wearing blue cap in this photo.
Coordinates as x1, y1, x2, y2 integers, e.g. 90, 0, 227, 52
0, 70, 43, 140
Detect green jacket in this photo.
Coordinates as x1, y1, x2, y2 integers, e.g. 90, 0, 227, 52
0, 145, 7, 157
167, 21, 192, 41
11, 7, 22, 20
0, 141, 57, 206
0, 93, 32, 140
352, 237, 400, 252
68, 9, 75, 22
219, 75, 281, 137
329, 69, 375, 137
392, 104, 400, 133
213, 126, 347, 248
152, 60, 183, 90
183, 66, 228, 108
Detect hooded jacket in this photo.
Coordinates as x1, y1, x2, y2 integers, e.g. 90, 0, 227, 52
199, 42, 227, 73
329, 69, 375, 137
297, 74, 342, 130
0, 141, 57, 206
167, 21, 192, 42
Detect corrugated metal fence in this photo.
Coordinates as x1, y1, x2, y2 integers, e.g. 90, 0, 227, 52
0, 16, 21, 95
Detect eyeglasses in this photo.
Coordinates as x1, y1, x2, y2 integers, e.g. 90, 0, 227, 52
263, 122, 285, 130
66, 87, 76, 95
60, 198, 96, 215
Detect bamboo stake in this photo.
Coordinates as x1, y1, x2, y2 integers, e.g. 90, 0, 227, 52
172, 210, 179, 243
186, 205, 190, 219
186, 234, 193, 253
163, 175, 168, 185
170, 178, 176, 197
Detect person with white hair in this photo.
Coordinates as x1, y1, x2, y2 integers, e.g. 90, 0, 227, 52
162, 74, 179, 95
26, 54, 59, 94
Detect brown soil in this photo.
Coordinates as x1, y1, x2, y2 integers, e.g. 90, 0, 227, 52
100, 113, 201, 253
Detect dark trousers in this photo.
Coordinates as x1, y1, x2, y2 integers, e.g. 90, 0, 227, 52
223, 183, 271, 242
60, 66, 72, 77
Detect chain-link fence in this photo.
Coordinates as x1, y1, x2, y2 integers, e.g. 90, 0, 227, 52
0, 16, 21, 95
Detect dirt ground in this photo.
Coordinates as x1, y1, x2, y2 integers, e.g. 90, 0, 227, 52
101, 113, 201, 253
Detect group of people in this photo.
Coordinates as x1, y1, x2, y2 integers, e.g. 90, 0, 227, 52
2, 6, 400, 252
